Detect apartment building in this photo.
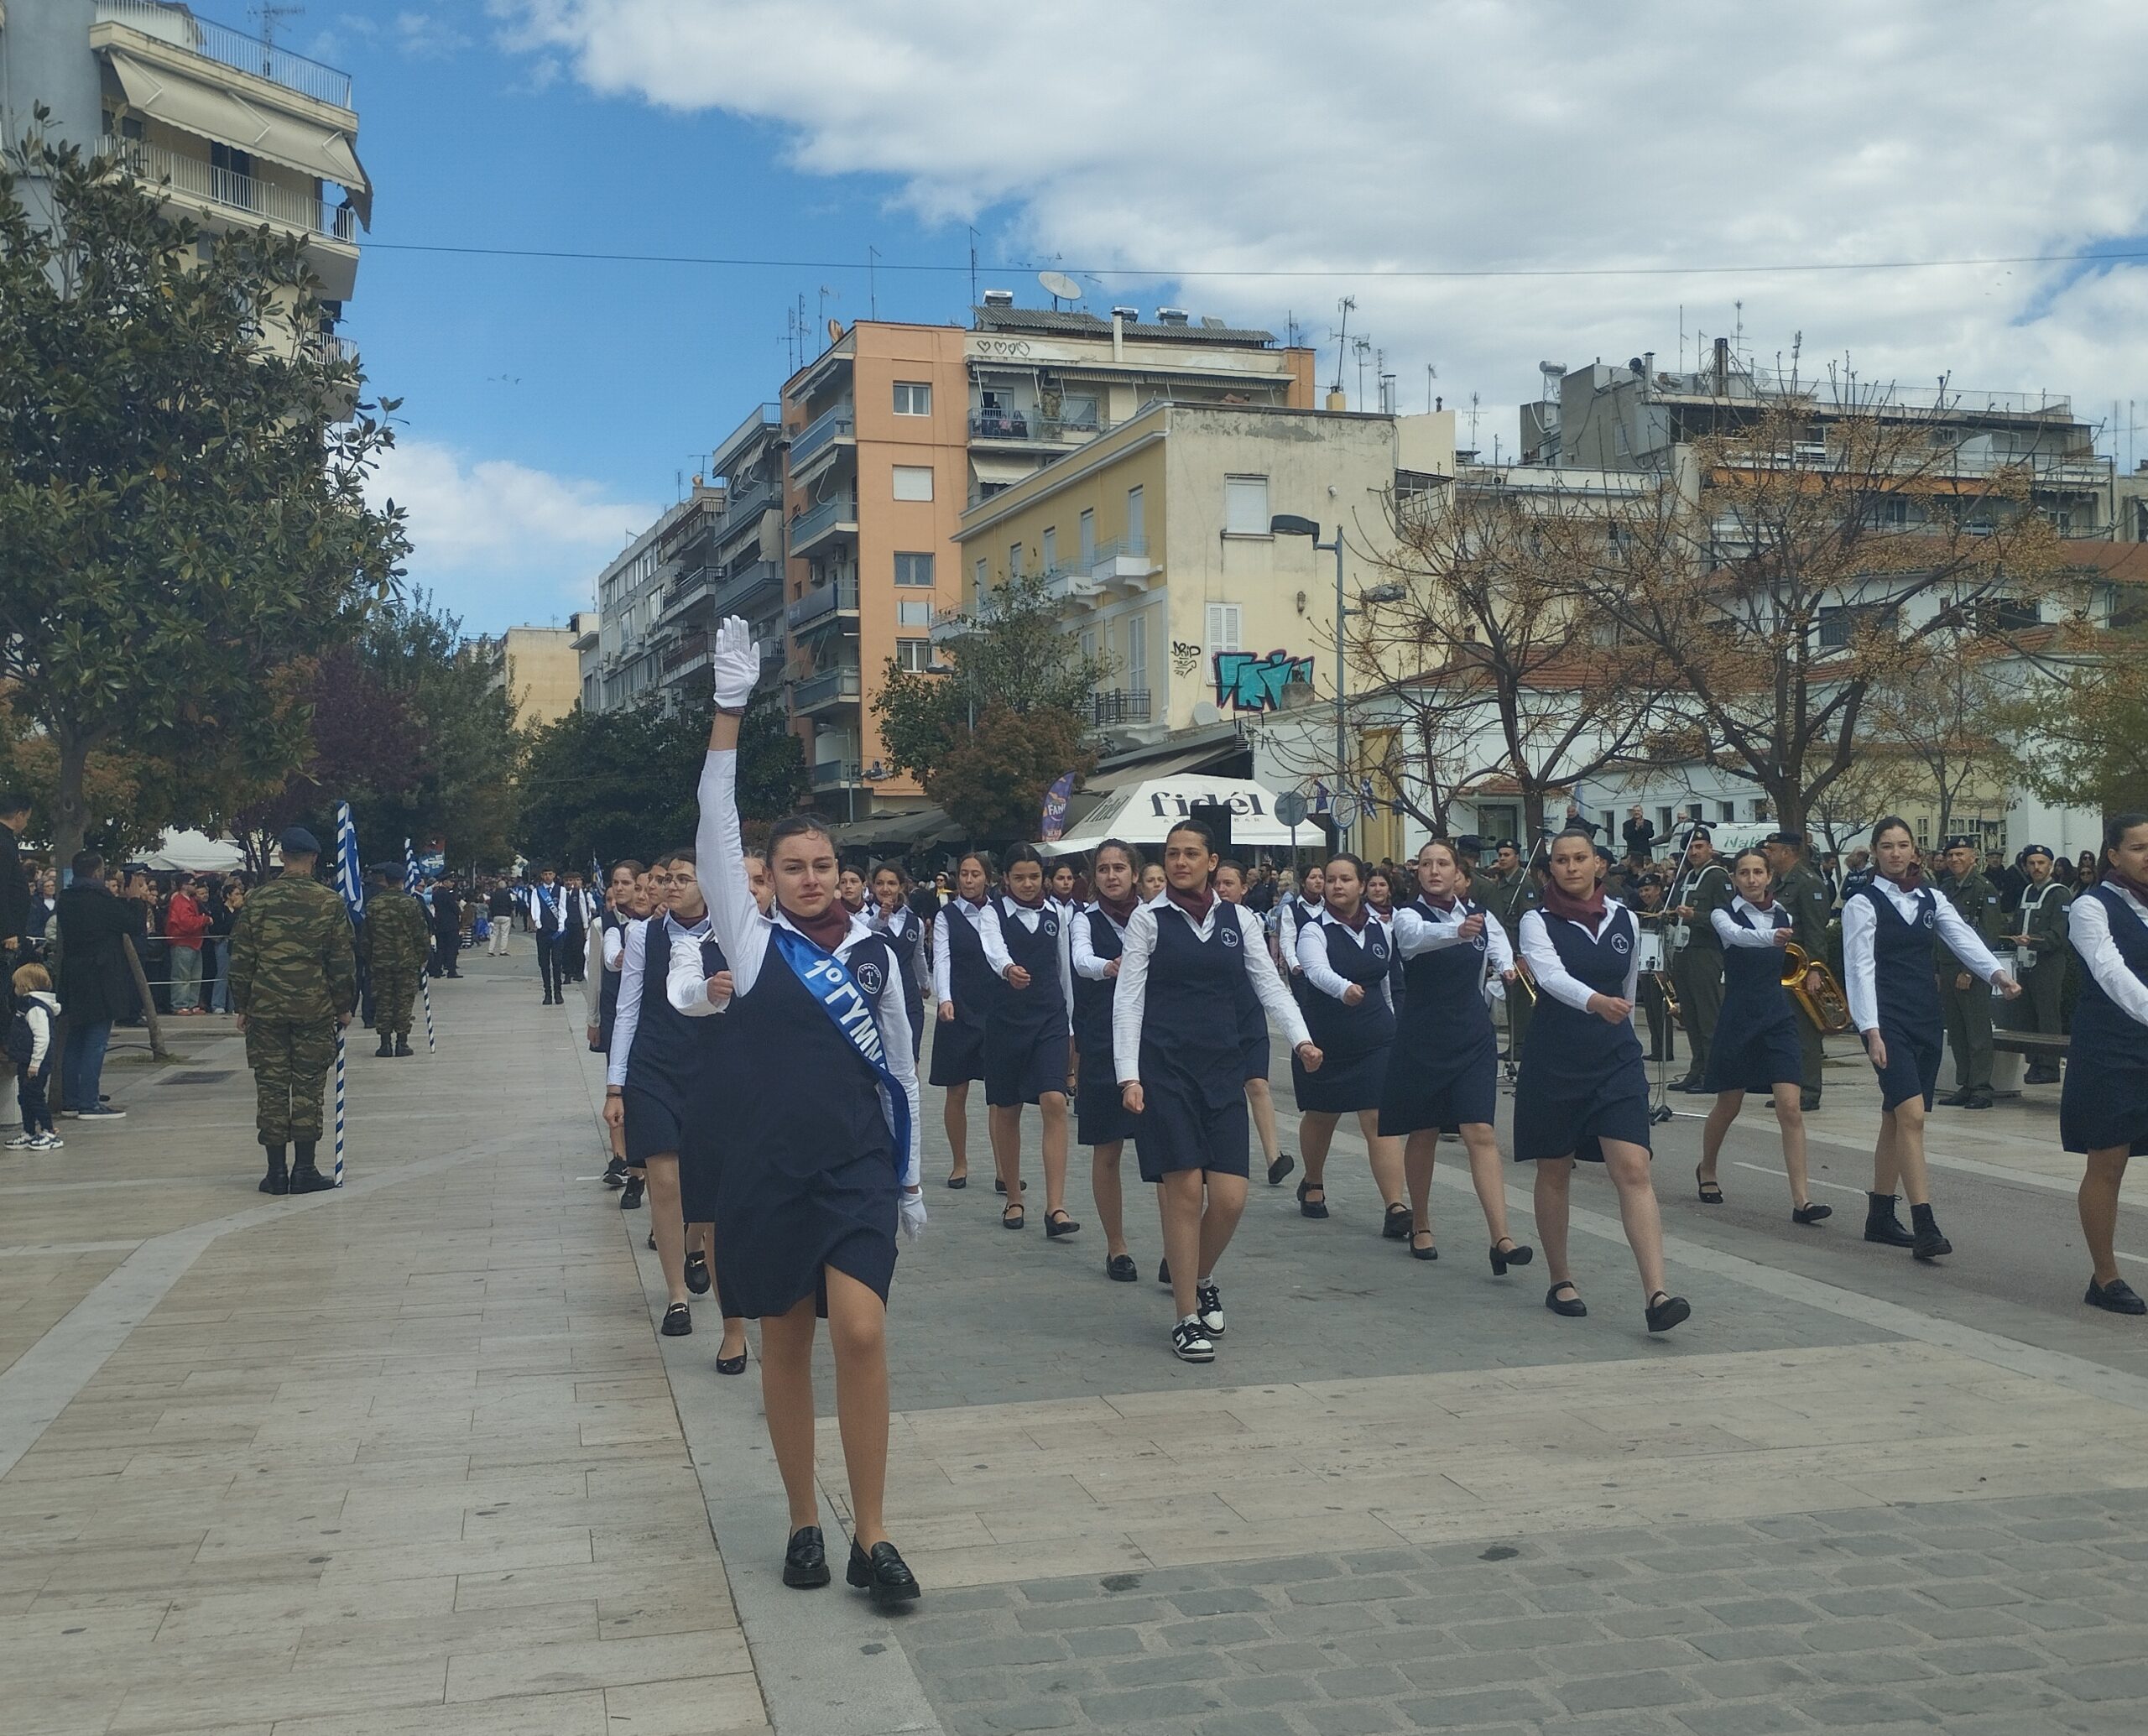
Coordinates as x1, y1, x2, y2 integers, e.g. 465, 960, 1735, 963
4, 1, 370, 366
586, 502, 695, 713
474, 623, 587, 733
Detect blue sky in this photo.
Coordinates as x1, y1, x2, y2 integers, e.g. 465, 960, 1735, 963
303, 2, 2148, 635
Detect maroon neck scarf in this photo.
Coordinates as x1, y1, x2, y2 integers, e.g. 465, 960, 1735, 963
1096, 889, 1140, 927
2103, 865, 2148, 904
1880, 862, 1926, 892
1417, 889, 1459, 915
1539, 878, 1608, 925
1742, 888, 1776, 912
1166, 882, 1216, 924
783, 900, 854, 952
1004, 886, 1045, 911
1327, 899, 1370, 933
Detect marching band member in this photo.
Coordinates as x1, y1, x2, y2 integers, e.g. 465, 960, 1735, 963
2062, 813, 2148, 1315
977, 843, 1079, 1238
1515, 829, 1689, 1333
1215, 860, 1294, 1188
1382, 839, 1534, 1270
1069, 840, 1145, 1280
928, 852, 996, 1189
1843, 816, 2019, 1261
1693, 847, 1827, 1224
696, 618, 925, 1608
1294, 854, 1410, 1236
1114, 819, 1320, 1361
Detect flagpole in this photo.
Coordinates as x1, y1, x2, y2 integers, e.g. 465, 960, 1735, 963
332, 801, 366, 1188
405, 839, 437, 1054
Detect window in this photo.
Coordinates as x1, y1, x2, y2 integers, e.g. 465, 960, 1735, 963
1718, 802, 1736, 824
1042, 527, 1058, 572
1976, 595, 2041, 633
896, 639, 931, 671
891, 465, 933, 502
1128, 611, 1149, 693
1751, 799, 1770, 821
973, 557, 988, 592
894, 551, 934, 587
1224, 475, 1270, 534
1656, 805, 1674, 837
1080, 628, 1096, 665
1126, 485, 1145, 552
893, 382, 931, 416
898, 600, 931, 627
1205, 602, 1243, 655
1009, 541, 1024, 578
1614, 422, 1629, 456
1079, 508, 1096, 566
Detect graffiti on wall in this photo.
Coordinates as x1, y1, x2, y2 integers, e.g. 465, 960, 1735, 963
1170, 640, 1202, 677
1214, 649, 1316, 714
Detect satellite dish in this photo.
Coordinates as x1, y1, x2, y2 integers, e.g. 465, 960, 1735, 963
826, 317, 842, 343
1191, 701, 1221, 727
1038, 268, 1081, 305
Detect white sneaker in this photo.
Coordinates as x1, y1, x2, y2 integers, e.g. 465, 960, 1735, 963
1195, 1280, 1226, 1337
3, 1132, 35, 1149
29, 1134, 63, 1151
1170, 1316, 1215, 1363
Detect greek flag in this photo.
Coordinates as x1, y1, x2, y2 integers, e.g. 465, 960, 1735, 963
403, 838, 424, 896
334, 802, 364, 923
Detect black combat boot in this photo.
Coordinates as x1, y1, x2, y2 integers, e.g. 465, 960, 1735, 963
394, 1035, 414, 1057
375, 1033, 394, 1057
1863, 1191, 1916, 1248
258, 1144, 289, 1195
289, 1139, 336, 1193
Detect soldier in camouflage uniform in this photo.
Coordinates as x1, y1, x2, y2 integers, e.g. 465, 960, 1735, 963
227, 827, 356, 1195
1936, 834, 2010, 1109
360, 862, 429, 1057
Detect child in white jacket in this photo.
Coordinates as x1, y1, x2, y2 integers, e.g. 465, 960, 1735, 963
8, 964, 61, 1150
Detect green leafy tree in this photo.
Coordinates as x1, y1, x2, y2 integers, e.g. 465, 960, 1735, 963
873, 575, 1105, 840
0, 121, 406, 868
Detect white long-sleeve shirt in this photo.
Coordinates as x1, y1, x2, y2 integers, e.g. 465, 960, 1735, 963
1518, 904, 1640, 1013
1296, 910, 1394, 1013
1711, 896, 1791, 948
1113, 894, 1310, 1086
658, 910, 722, 1016
931, 900, 987, 1005
1069, 903, 1131, 980
1390, 902, 1514, 1002
694, 749, 920, 1186
976, 897, 1076, 1028
605, 917, 652, 1088
1841, 878, 2005, 1035
2069, 884, 2148, 1030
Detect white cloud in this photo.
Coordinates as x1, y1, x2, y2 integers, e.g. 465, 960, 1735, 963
489, 0, 2148, 461
368, 438, 657, 628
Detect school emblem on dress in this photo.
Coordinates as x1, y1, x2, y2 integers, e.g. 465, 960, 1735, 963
1220, 924, 1240, 947
1041, 918, 1058, 936
1610, 932, 1632, 955
1369, 937, 1387, 959
1921, 910, 1935, 927
854, 960, 885, 995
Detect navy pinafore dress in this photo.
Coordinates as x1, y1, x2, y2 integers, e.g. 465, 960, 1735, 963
983, 898, 1071, 1108
926, 901, 994, 1087
882, 906, 926, 1061
1853, 882, 1944, 1111
595, 906, 628, 1053
1134, 904, 1254, 1182
2062, 884, 2148, 1155
621, 915, 707, 1166
1073, 908, 1139, 1145
1512, 904, 1652, 1162
1379, 899, 1498, 1135
1701, 903, 1804, 1095
677, 931, 731, 1226
1230, 907, 1271, 1083
713, 926, 903, 1319
1293, 914, 1395, 1115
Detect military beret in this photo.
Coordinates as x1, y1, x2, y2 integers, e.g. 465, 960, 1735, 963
1765, 831, 1807, 847
1454, 834, 1484, 854
1685, 824, 1713, 842
366, 862, 399, 882
1494, 837, 1518, 852
1944, 834, 1979, 851
279, 826, 322, 856
2020, 843, 2053, 862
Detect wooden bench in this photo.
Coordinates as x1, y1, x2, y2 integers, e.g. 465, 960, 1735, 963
1992, 1030, 2068, 1056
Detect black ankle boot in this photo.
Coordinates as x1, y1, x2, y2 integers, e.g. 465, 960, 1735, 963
374, 1035, 394, 1057
289, 1139, 336, 1193
394, 1035, 413, 1056
258, 1144, 289, 1195
1910, 1202, 1952, 1262
1864, 1191, 1916, 1248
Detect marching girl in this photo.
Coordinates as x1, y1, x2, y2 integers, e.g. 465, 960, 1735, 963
871, 864, 930, 1061
977, 842, 1080, 1238
1049, 861, 1080, 921
2063, 812, 2148, 1316
928, 852, 997, 1189
1842, 816, 2019, 1262
696, 618, 925, 1607
1515, 829, 1690, 1332
1382, 838, 1534, 1271
1693, 847, 1827, 1224
1271, 863, 1325, 981
1069, 839, 1145, 1280
837, 866, 868, 915
1294, 854, 1410, 1235
1215, 860, 1294, 1187
588, 858, 644, 1191
1365, 864, 1409, 1019
1115, 818, 1322, 1361
1139, 860, 1166, 901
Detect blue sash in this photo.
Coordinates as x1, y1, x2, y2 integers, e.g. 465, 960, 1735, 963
769, 925, 912, 1176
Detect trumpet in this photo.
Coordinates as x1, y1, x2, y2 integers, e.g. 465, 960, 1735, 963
1508, 957, 1538, 1006
1649, 969, 1681, 1026
1782, 942, 1853, 1034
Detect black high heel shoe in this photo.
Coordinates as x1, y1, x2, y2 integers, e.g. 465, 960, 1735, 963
847, 1537, 920, 1605
1490, 1239, 1535, 1276
1410, 1229, 1439, 1262
1545, 1280, 1587, 1318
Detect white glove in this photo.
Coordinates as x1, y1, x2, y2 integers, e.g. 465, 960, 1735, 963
899, 1189, 927, 1242
711, 614, 762, 710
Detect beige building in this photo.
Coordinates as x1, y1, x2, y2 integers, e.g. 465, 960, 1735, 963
954, 403, 1454, 750
481, 623, 586, 732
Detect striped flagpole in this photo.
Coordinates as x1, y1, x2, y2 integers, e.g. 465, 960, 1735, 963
404, 838, 438, 1053
332, 802, 365, 1188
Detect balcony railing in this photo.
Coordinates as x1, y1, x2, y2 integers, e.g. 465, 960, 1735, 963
790, 401, 856, 467
794, 665, 863, 710
1042, 567, 1102, 607
969, 409, 1031, 441
715, 476, 776, 538
660, 631, 712, 675
1092, 689, 1151, 727
110, 136, 357, 240
788, 497, 857, 550
97, 1, 356, 109
811, 759, 863, 790
787, 576, 861, 632
712, 558, 782, 618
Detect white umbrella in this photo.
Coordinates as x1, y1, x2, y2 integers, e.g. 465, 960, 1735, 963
1040, 775, 1302, 857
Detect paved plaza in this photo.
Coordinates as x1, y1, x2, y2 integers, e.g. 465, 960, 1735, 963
6, 953, 2148, 1733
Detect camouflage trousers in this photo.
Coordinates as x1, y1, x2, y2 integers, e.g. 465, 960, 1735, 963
372, 968, 419, 1040
245, 1016, 338, 1146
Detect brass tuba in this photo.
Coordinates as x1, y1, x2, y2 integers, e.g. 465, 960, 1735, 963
1782, 942, 1853, 1034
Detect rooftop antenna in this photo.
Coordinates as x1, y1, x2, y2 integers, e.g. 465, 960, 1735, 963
1426, 362, 1438, 413
1466, 391, 1482, 451
1678, 304, 1685, 373
817, 286, 836, 352
967, 226, 978, 308
1285, 310, 1298, 347
252, 1, 300, 55
1734, 299, 1744, 366
1353, 336, 1373, 409
1330, 295, 1356, 395
868, 245, 878, 320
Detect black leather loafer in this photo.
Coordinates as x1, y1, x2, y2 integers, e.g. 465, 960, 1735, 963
847, 1538, 920, 1605
684, 1251, 711, 1295
783, 1525, 830, 1588
1105, 1254, 1138, 1282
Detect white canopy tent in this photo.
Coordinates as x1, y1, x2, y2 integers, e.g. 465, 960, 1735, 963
1040, 775, 1308, 858
138, 829, 248, 873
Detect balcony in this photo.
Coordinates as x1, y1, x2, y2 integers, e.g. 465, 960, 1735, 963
968, 408, 1106, 445
658, 565, 715, 619
787, 576, 861, 633
1042, 566, 1102, 608
660, 631, 713, 677
788, 497, 858, 555
714, 476, 777, 541
969, 409, 1031, 441
811, 759, 864, 791
96, 0, 355, 109
1092, 689, 1152, 727
1087, 535, 1157, 591
111, 137, 356, 242
790, 401, 856, 469
794, 665, 863, 712
712, 558, 782, 618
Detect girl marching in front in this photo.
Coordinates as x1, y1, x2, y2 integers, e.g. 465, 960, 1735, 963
696, 618, 925, 1606
1694, 847, 1828, 1224
1115, 819, 1320, 1361
1843, 816, 2019, 1261
872, 864, 929, 1061
977, 843, 1079, 1238
2064, 813, 2148, 1315
1515, 829, 1689, 1332
1383, 839, 1533, 1270
1294, 855, 1410, 1236
1215, 860, 1293, 1187
1069, 840, 1145, 1280
928, 852, 996, 1188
